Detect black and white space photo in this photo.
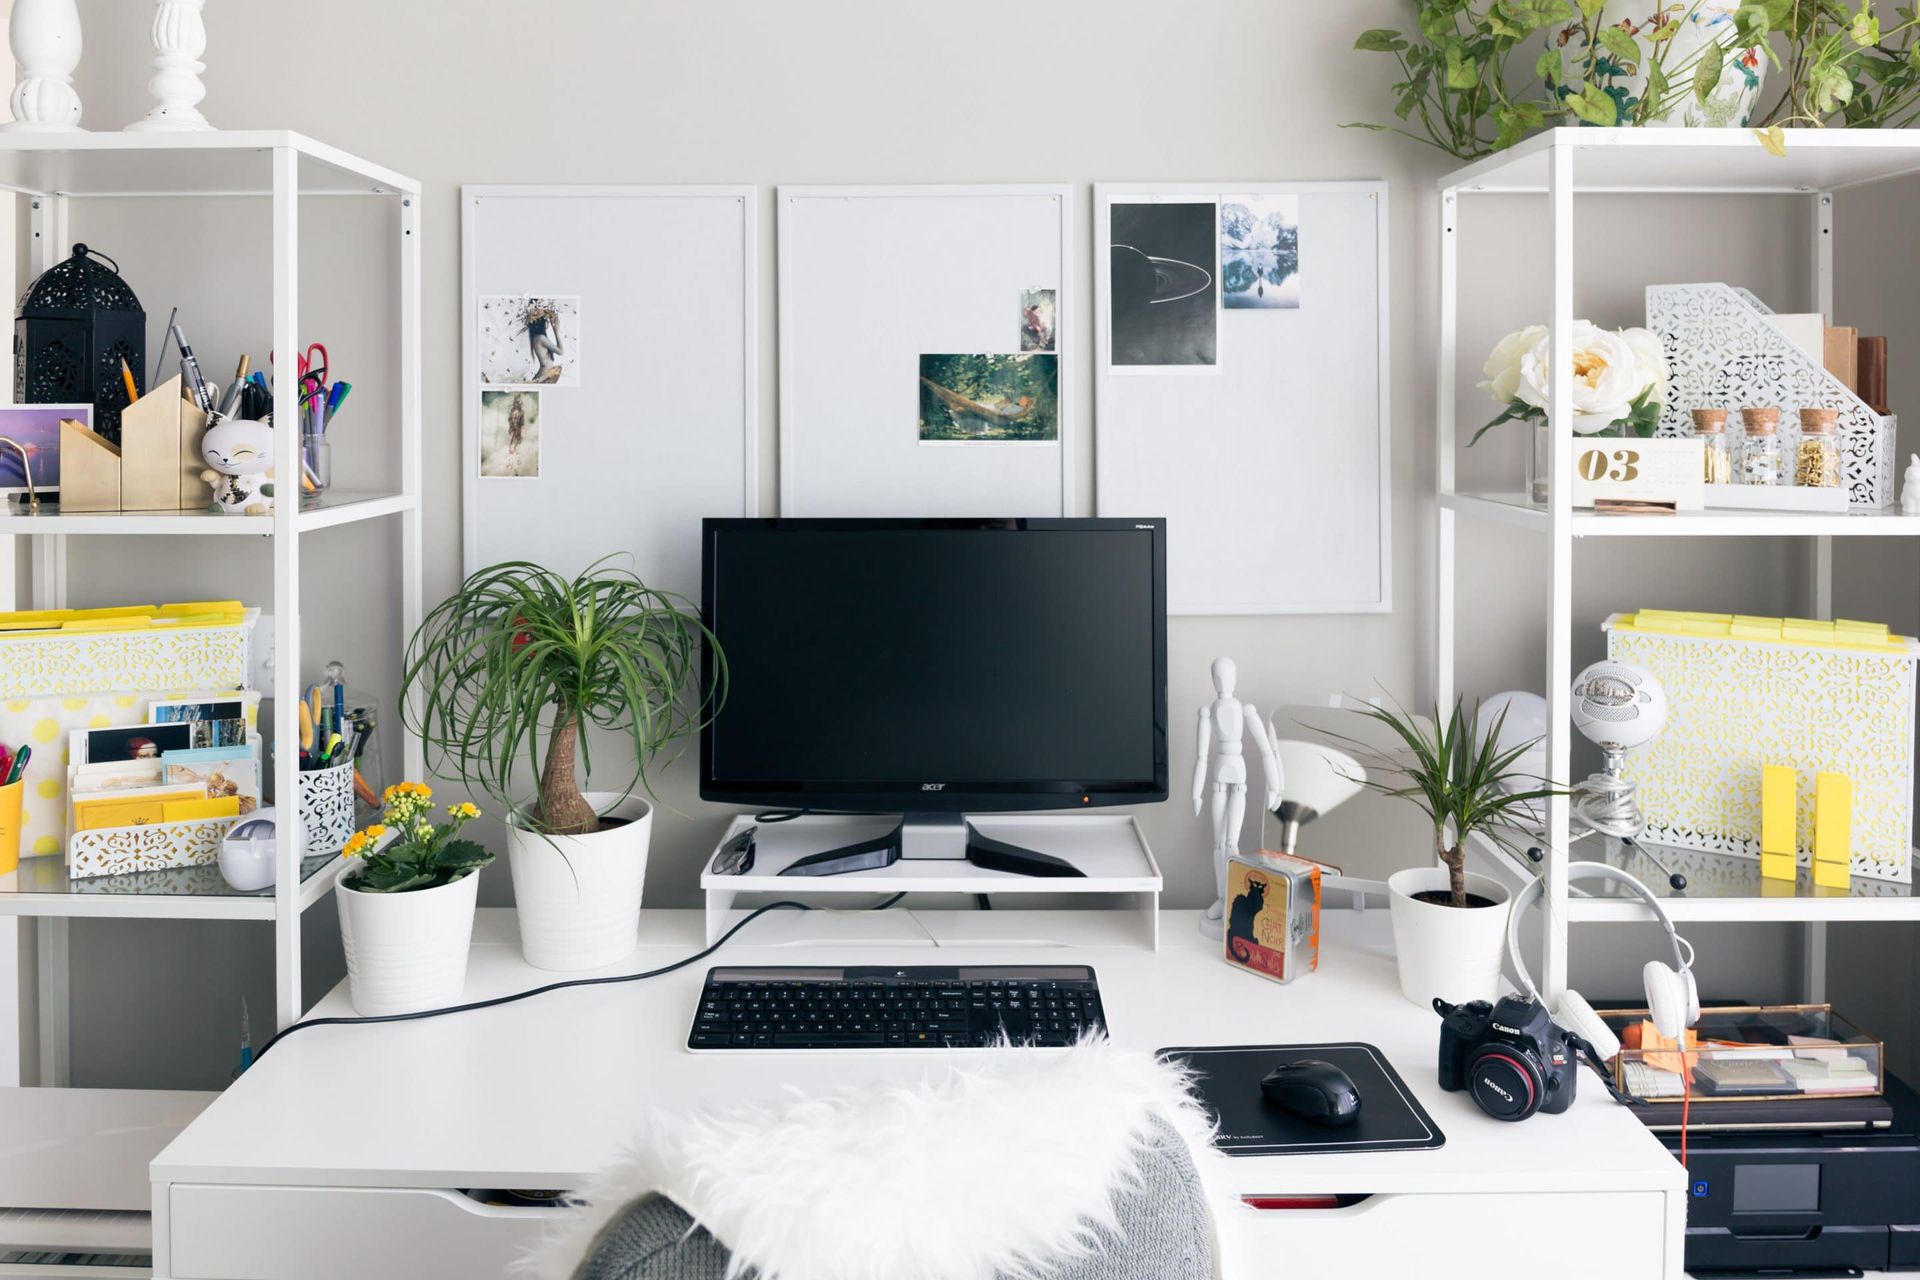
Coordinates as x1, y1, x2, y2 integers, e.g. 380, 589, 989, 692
1107, 201, 1218, 370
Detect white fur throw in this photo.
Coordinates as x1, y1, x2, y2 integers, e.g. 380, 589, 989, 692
524, 1038, 1213, 1280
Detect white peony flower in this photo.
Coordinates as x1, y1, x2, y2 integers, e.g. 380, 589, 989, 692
1617, 327, 1669, 405
1479, 324, 1547, 405
1514, 320, 1654, 435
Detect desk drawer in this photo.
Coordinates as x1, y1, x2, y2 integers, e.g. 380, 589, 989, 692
167, 1185, 565, 1280
1218, 1189, 1668, 1279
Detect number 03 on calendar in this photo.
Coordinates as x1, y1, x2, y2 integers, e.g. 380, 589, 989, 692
1567, 438, 1705, 511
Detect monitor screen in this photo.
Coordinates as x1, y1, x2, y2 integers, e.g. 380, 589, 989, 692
700, 518, 1167, 812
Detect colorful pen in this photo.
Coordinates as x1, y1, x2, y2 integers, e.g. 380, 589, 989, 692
120, 358, 139, 405
6, 744, 30, 785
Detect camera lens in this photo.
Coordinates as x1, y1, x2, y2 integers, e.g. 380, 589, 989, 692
1468, 1047, 1540, 1121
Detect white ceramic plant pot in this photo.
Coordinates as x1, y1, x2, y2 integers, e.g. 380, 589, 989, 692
1386, 866, 1512, 1009
506, 792, 653, 972
336, 867, 480, 1017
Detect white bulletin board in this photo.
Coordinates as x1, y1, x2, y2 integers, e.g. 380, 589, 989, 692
778, 185, 1073, 516
1095, 182, 1390, 616
461, 186, 757, 597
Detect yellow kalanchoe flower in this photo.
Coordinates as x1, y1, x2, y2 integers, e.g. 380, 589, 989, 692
448, 801, 480, 819
342, 831, 368, 858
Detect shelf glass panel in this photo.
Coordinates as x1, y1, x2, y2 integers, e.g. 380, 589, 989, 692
1591, 840, 1917, 906
1, 849, 342, 903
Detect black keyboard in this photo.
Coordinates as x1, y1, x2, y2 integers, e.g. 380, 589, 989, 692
688, 965, 1108, 1050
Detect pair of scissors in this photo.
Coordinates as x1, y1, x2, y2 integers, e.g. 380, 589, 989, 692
271, 343, 330, 393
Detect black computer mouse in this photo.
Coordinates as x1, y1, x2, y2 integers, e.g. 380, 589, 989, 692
1260, 1059, 1362, 1126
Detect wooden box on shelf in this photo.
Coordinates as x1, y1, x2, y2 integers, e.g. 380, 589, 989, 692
119, 374, 209, 510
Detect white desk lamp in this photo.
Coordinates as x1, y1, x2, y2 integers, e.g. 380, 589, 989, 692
1265, 735, 1367, 857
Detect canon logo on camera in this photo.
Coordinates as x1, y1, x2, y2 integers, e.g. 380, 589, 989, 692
1478, 1075, 1514, 1102
1490, 1022, 1523, 1036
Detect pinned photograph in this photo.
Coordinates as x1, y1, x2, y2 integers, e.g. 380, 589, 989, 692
82, 722, 193, 764
1108, 201, 1218, 370
479, 389, 541, 478
478, 295, 580, 387
918, 353, 1059, 444
1221, 195, 1300, 310
0, 403, 85, 493
150, 696, 248, 749
1021, 288, 1057, 353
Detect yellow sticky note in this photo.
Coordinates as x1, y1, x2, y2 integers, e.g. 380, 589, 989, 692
1813, 772, 1851, 889
1760, 765, 1797, 881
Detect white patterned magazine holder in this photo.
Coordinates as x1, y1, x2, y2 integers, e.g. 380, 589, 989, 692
69, 814, 236, 878
1646, 283, 1893, 507
0, 611, 256, 699
298, 760, 356, 855
1607, 614, 1916, 883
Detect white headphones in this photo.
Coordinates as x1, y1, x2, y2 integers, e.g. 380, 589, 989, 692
1507, 861, 1699, 1063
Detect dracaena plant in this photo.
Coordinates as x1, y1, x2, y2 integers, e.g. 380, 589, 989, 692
1329, 697, 1563, 909
402, 558, 727, 837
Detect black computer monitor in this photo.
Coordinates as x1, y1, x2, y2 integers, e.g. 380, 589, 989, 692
700, 518, 1167, 873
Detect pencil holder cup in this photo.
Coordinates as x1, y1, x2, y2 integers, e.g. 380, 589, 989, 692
303, 433, 332, 497
298, 760, 355, 856
0, 779, 21, 875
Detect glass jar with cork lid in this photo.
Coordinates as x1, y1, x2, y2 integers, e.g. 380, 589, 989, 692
1692, 408, 1732, 485
1741, 407, 1782, 485
1796, 408, 1841, 488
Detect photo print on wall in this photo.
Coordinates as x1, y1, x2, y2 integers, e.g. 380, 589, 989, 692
1021, 288, 1057, 353
918, 353, 1059, 444
1108, 201, 1218, 371
479, 388, 541, 478
478, 295, 580, 387
1221, 194, 1300, 310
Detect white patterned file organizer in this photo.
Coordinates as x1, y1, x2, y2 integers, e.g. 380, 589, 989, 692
0, 610, 257, 699
65, 728, 264, 878
1607, 613, 1917, 882
1646, 284, 1893, 507
69, 814, 237, 878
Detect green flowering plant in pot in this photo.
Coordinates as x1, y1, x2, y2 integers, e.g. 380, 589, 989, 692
340, 782, 493, 892
334, 782, 497, 1017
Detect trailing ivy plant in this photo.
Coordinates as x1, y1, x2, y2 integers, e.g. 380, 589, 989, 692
1350, 1, 1570, 159
1354, 0, 1920, 161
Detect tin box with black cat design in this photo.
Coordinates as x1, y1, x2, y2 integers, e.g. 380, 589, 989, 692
1222, 852, 1320, 984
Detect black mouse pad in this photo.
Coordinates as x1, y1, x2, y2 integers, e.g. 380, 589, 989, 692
1158, 1042, 1446, 1157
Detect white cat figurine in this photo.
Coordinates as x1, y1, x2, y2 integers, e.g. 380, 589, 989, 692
1904, 454, 1920, 517
199, 418, 276, 515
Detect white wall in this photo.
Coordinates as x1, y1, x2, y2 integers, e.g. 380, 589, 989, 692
34, 0, 1895, 1087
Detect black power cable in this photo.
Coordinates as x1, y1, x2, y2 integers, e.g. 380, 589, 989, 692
255, 893, 906, 1064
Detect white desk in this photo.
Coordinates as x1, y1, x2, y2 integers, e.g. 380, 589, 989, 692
150, 908, 1687, 1279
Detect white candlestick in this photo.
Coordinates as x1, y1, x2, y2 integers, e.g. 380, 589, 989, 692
126, 0, 212, 132
3, 0, 84, 133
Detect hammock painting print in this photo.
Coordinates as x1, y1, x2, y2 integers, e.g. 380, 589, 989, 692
917, 353, 1059, 444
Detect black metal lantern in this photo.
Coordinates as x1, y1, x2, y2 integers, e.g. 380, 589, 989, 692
14, 244, 146, 444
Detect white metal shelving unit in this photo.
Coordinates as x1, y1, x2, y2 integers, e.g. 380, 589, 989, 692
0, 133, 422, 1259
1436, 128, 1920, 1003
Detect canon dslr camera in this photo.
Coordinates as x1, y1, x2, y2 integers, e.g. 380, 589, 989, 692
1434, 994, 1578, 1121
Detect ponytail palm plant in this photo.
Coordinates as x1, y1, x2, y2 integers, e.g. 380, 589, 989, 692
402, 558, 727, 837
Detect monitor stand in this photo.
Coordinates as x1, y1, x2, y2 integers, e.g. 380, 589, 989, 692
777, 813, 1086, 879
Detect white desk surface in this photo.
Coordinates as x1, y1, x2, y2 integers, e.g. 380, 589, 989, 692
151, 907, 1684, 1199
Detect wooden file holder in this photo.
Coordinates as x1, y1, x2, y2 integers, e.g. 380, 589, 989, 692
57, 374, 210, 512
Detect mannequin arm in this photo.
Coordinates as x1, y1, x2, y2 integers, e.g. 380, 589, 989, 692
1191, 707, 1212, 815
1246, 704, 1283, 811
